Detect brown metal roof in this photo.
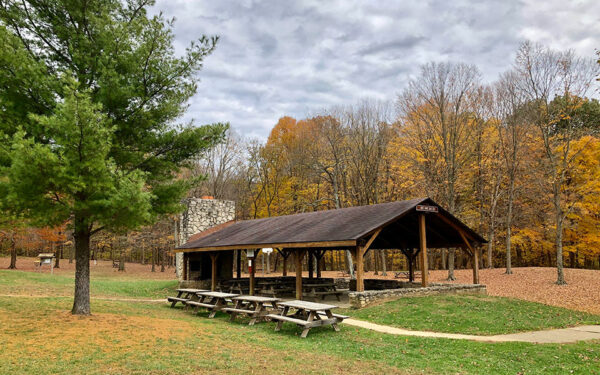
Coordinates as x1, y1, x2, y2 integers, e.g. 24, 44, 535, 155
176, 197, 486, 252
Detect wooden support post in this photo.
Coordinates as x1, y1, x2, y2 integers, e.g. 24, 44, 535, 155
210, 253, 219, 291
316, 251, 323, 278
472, 246, 480, 284
249, 255, 256, 295
308, 250, 314, 279
282, 254, 287, 276
355, 246, 365, 292
419, 214, 429, 287
295, 250, 306, 299
277, 249, 288, 276
458, 229, 479, 285
401, 249, 417, 283
236, 250, 241, 279
408, 251, 415, 282
183, 254, 188, 281
352, 228, 381, 292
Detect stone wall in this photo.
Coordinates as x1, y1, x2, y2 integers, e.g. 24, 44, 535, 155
348, 283, 487, 308
175, 198, 235, 280
349, 279, 421, 290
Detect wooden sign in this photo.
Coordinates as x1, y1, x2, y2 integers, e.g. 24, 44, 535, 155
416, 205, 438, 213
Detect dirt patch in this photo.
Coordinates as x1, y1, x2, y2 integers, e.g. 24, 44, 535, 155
2, 310, 190, 358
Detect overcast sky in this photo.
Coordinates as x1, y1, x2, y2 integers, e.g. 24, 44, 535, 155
152, 0, 599, 140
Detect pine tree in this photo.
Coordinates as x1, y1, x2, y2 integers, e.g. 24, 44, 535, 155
0, 0, 226, 314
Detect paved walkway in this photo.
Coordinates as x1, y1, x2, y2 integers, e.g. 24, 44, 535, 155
344, 318, 600, 344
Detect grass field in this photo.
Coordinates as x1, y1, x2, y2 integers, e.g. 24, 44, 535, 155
1, 267, 600, 374
342, 295, 600, 335
0, 269, 177, 299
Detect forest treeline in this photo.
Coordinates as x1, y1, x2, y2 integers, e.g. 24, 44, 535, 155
190, 42, 600, 283
2, 42, 599, 284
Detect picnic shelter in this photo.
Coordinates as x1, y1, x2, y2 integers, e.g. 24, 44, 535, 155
174, 197, 486, 300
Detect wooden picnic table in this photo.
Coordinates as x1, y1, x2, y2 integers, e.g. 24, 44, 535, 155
303, 283, 348, 301
222, 280, 249, 294
223, 295, 280, 325
266, 300, 348, 338
167, 288, 208, 307
258, 280, 294, 297
303, 282, 336, 289
188, 291, 239, 318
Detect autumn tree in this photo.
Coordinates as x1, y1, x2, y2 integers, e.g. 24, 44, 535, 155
492, 71, 530, 274
397, 62, 482, 280
190, 128, 247, 200
514, 42, 598, 284
0, 1, 225, 314
343, 100, 393, 206
343, 101, 392, 274
563, 136, 600, 268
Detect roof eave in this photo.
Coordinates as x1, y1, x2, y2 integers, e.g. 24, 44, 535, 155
173, 239, 357, 253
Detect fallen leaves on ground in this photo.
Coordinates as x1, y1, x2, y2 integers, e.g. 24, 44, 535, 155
323, 267, 600, 315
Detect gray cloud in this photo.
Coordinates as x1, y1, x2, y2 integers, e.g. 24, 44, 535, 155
152, 0, 600, 140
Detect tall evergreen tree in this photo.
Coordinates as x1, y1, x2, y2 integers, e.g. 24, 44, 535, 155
0, 0, 226, 314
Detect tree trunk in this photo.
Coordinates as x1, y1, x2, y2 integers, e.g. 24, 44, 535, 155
160, 248, 165, 272
8, 233, 17, 269
266, 251, 270, 274
408, 252, 415, 282
273, 252, 280, 273
316, 254, 323, 278
345, 250, 355, 279
372, 251, 378, 275
441, 249, 447, 270
151, 247, 156, 272
487, 226, 494, 268
55, 246, 61, 268
555, 207, 566, 285
72, 224, 91, 315
380, 249, 387, 276
505, 179, 515, 274
447, 248, 456, 280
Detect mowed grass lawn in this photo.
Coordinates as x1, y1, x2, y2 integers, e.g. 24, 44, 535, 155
0, 270, 599, 374
0, 269, 177, 299
342, 295, 600, 335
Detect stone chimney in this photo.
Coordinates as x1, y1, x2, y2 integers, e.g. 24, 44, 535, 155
175, 198, 235, 280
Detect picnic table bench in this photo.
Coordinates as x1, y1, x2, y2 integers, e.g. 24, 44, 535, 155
193, 291, 239, 318
303, 283, 349, 301
266, 300, 347, 338
222, 295, 280, 325
394, 271, 430, 280
257, 280, 294, 297
220, 280, 250, 294
167, 288, 208, 307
